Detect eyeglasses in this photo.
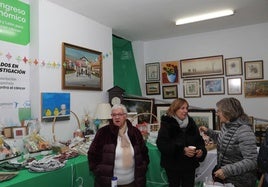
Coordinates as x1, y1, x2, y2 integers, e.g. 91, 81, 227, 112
111, 113, 126, 117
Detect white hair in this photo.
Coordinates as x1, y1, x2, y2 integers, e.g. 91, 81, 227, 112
111, 104, 128, 113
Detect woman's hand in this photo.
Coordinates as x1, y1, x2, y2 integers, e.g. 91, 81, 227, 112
184, 147, 196, 157
214, 168, 226, 180
195, 149, 203, 158
199, 126, 208, 134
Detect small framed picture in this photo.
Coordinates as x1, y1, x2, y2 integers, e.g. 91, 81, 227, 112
154, 104, 170, 123
183, 79, 201, 98
161, 61, 179, 84
244, 60, 263, 80
227, 77, 242, 95
244, 80, 268, 98
225, 57, 243, 76
146, 62, 160, 82
162, 85, 178, 99
202, 77, 225, 95
146, 82, 160, 95
12, 127, 27, 139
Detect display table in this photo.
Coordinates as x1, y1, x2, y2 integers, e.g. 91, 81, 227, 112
1, 155, 94, 187
1, 144, 216, 187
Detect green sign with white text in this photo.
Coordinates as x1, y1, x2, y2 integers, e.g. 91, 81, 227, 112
0, 0, 30, 45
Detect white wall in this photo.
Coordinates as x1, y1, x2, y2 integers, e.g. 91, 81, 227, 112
30, 0, 113, 141
134, 23, 268, 120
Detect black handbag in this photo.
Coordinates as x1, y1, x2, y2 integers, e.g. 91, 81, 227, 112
212, 127, 238, 183
212, 164, 225, 183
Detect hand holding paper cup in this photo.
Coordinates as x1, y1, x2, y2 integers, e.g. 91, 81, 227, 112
188, 146, 196, 150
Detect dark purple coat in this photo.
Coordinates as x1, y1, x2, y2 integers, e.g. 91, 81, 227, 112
87, 119, 149, 187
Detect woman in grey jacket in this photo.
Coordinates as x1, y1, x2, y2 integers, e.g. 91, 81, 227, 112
200, 97, 257, 187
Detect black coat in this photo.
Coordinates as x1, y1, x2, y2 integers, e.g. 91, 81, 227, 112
87, 120, 149, 187
156, 115, 207, 171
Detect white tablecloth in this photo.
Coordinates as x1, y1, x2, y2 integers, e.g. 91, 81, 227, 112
195, 149, 217, 182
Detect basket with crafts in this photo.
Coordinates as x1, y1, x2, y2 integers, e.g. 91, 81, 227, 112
130, 113, 159, 144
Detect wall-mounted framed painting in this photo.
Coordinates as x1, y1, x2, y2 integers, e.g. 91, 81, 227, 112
244, 60, 263, 80
154, 104, 170, 124
162, 85, 178, 99
122, 97, 154, 123
146, 82, 161, 95
62, 42, 103, 91
225, 57, 243, 76
244, 80, 268, 98
183, 79, 201, 98
202, 77, 225, 95
146, 62, 160, 82
180, 55, 224, 78
161, 61, 179, 84
41, 92, 71, 122
188, 108, 216, 130
227, 77, 242, 95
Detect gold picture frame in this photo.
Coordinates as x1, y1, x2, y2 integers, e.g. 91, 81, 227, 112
62, 42, 103, 91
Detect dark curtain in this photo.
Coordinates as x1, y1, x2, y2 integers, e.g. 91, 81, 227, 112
112, 35, 142, 96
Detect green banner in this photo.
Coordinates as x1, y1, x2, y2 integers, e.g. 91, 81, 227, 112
113, 35, 142, 96
0, 0, 30, 45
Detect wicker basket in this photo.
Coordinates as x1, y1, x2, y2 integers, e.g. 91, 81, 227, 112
52, 111, 81, 142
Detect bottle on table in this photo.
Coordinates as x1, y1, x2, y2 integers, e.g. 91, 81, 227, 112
111, 176, 117, 187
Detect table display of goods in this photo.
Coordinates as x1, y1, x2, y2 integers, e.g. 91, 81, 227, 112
26, 155, 66, 172
23, 132, 51, 153
0, 136, 21, 161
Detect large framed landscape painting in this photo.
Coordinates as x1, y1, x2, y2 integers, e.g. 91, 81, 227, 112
180, 55, 224, 78
62, 42, 103, 91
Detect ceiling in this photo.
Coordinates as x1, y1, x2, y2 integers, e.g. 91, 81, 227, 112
48, 0, 268, 41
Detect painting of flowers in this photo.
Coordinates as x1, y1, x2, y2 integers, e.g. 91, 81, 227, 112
161, 61, 179, 84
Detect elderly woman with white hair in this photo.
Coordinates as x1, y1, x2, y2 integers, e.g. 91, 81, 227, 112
88, 104, 149, 187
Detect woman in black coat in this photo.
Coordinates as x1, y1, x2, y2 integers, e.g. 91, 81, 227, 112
156, 98, 207, 187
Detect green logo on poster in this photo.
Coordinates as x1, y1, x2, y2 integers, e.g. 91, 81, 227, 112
0, 0, 30, 45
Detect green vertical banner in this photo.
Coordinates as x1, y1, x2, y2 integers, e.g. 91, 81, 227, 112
0, 0, 30, 45
113, 35, 142, 96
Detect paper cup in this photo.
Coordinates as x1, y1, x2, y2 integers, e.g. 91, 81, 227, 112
188, 146, 196, 150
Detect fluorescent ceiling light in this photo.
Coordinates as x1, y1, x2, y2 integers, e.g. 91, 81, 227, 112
176, 9, 234, 25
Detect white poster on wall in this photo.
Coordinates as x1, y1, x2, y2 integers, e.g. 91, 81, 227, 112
0, 42, 30, 127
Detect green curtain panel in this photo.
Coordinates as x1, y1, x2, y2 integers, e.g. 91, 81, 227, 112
112, 35, 142, 96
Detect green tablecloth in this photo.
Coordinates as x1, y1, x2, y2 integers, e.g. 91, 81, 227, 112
1, 144, 207, 187
1, 155, 94, 187
146, 142, 168, 187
